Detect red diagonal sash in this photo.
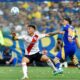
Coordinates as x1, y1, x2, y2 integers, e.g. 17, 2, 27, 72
27, 35, 38, 54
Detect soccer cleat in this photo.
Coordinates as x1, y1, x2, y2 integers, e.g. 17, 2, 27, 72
54, 68, 63, 75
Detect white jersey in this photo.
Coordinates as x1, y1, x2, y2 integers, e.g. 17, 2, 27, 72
18, 31, 46, 55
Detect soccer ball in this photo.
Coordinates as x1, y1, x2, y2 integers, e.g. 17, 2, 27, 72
15, 25, 22, 32
11, 7, 19, 15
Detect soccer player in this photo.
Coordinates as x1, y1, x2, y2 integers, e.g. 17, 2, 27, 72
50, 17, 80, 74
12, 25, 57, 80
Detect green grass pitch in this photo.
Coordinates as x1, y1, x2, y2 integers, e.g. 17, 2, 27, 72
0, 66, 80, 80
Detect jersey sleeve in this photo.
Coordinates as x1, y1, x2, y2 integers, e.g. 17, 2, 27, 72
39, 33, 46, 39
17, 35, 26, 40
35, 31, 46, 39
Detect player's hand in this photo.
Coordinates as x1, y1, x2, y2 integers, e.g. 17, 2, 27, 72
11, 32, 18, 40
11, 32, 16, 37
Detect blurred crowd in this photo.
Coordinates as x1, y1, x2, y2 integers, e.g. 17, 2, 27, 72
0, 1, 80, 35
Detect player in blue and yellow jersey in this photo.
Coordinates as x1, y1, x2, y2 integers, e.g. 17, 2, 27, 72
59, 17, 80, 68
49, 17, 80, 74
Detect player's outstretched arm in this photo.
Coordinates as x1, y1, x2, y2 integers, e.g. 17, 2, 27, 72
45, 31, 64, 37
11, 32, 24, 40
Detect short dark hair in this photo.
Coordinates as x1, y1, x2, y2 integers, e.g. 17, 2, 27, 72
64, 17, 72, 25
28, 25, 36, 30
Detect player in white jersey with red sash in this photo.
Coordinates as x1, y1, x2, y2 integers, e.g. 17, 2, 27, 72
13, 25, 57, 80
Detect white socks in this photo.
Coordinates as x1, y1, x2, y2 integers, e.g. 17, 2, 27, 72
22, 62, 28, 78
22, 60, 57, 79
47, 59, 57, 71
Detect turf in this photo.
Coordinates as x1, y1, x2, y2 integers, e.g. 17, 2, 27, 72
0, 66, 80, 80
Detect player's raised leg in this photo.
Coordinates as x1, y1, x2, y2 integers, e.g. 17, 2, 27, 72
53, 57, 63, 75
40, 55, 57, 71
52, 50, 64, 75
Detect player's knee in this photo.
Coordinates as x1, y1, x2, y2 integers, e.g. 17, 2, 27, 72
40, 55, 49, 62
22, 57, 30, 63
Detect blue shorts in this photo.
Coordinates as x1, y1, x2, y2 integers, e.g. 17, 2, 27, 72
56, 46, 77, 60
